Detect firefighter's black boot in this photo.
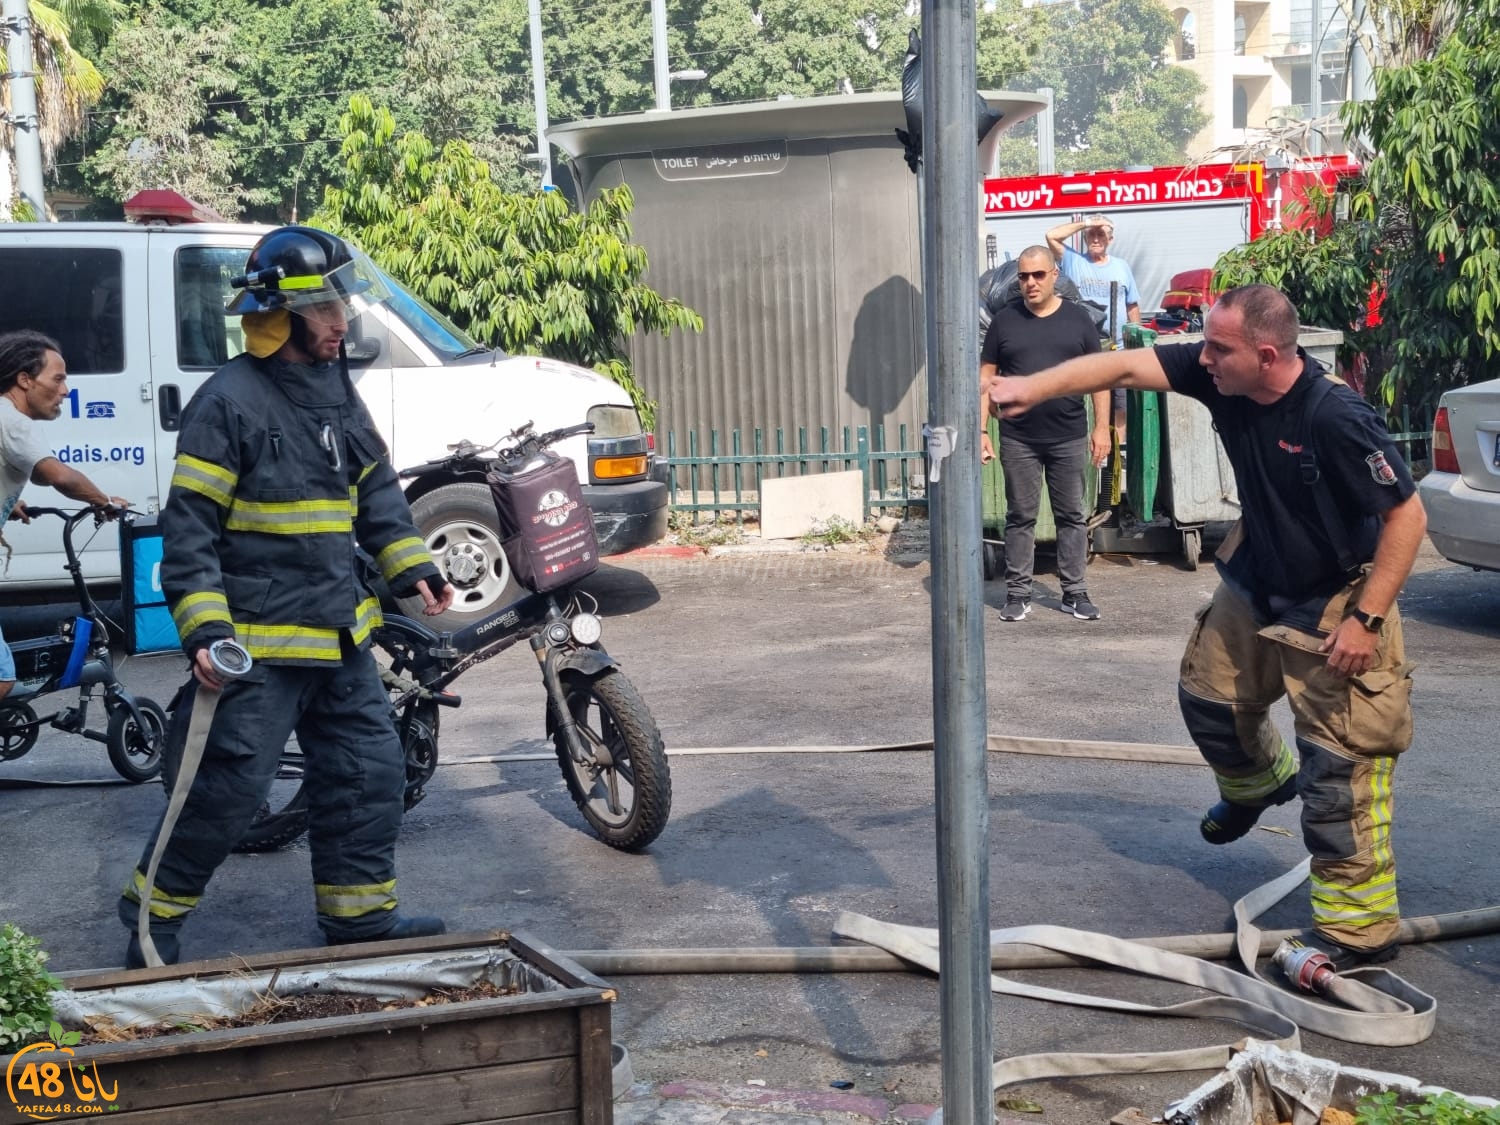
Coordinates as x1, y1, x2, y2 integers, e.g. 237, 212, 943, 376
125, 931, 180, 970
325, 913, 447, 946
1200, 774, 1299, 845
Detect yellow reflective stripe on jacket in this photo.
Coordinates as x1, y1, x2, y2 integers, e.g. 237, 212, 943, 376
225, 496, 354, 535
357, 463, 377, 484
122, 868, 201, 920
172, 454, 237, 508
173, 590, 232, 637
314, 879, 398, 919
376, 536, 430, 582
237, 622, 344, 662
350, 596, 383, 646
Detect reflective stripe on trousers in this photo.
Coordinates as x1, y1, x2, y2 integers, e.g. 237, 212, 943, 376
1177, 581, 1414, 948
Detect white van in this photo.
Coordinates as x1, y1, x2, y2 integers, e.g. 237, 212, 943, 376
0, 192, 667, 631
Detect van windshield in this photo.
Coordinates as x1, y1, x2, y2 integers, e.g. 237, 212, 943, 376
374, 265, 493, 361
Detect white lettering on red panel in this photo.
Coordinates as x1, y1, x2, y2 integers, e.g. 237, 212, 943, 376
982, 163, 1256, 215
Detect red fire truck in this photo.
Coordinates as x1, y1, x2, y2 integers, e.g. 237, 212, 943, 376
980, 156, 1358, 331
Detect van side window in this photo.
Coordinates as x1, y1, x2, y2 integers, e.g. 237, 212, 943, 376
175, 247, 246, 369
0, 248, 125, 374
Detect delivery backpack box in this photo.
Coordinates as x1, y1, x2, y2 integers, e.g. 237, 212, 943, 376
119, 515, 181, 655
488, 452, 600, 594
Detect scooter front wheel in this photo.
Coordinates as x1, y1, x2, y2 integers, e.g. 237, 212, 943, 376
106, 698, 167, 782
551, 668, 670, 851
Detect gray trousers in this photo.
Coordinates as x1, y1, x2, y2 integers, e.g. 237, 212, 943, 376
1000, 433, 1090, 600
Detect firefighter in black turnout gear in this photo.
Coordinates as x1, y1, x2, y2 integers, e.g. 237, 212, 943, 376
118, 227, 455, 968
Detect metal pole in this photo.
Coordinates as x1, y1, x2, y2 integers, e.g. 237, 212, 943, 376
652, 0, 670, 111
920, 0, 992, 1118
527, 0, 553, 188
1347, 0, 1375, 102
1036, 86, 1056, 175
3, 0, 47, 219
1308, 0, 1324, 155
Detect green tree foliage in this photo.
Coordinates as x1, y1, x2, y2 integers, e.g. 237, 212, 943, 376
83, 9, 254, 217
1006, 0, 1206, 171
387, 0, 533, 193
1341, 0, 1500, 400
218, 0, 401, 221
1214, 182, 1382, 376
1215, 0, 1499, 410
65, 0, 1198, 213
317, 97, 702, 424
70, 0, 402, 218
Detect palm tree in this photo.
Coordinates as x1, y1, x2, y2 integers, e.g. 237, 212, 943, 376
3, 0, 113, 214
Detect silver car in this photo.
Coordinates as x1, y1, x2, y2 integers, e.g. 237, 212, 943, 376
1418, 380, 1500, 571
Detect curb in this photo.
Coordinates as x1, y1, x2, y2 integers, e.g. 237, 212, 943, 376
614, 544, 708, 559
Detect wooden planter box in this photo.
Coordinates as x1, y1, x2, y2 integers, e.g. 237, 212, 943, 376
2, 930, 615, 1125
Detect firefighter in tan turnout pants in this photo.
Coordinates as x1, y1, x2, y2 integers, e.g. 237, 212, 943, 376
118, 226, 454, 968
989, 284, 1427, 970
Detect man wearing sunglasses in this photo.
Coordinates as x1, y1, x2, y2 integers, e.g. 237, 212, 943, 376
980, 246, 1110, 622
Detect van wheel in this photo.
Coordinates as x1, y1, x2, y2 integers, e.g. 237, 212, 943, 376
400, 483, 523, 632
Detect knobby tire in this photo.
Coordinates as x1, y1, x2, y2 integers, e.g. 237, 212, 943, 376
553, 668, 671, 851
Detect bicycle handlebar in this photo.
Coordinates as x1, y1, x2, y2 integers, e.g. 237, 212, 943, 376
16, 505, 139, 556
398, 421, 596, 478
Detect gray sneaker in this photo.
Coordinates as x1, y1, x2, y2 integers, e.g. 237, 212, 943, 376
1061, 592, 1100, 620
999, 598, 1031, 621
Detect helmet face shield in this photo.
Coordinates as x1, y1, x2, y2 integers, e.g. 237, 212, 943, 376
225, 228, 393, 318
279, 252, 390, 313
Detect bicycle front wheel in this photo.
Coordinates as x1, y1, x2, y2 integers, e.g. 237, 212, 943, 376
106, 699, 167, 782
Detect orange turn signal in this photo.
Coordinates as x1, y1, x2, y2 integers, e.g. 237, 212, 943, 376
593, 455, 648, 479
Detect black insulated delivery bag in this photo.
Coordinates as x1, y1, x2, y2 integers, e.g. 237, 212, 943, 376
487, 451, 600, 593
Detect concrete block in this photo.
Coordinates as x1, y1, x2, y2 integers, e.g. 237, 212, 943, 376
759, 470, 864, 540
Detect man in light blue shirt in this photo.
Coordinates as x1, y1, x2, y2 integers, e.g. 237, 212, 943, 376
1046, 214, 1142, 430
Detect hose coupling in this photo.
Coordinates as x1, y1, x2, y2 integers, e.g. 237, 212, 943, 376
1273, 939, 1336, 994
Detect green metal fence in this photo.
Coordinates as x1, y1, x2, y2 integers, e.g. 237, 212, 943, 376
663, 425, 928, 520
662, 406, 1431, 524
1386, 404, 1431, 467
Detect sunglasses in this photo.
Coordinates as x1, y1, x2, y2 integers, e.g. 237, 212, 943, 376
1017, 269, 1053, 281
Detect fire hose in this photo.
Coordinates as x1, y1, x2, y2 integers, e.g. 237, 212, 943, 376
474, 737, 1496, 1111
134, 639, 253, 969
114, 724, 1500, 1099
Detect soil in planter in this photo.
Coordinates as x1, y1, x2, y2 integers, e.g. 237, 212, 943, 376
77, 978, 521, 1044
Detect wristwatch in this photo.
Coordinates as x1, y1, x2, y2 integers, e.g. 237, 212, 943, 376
1349, 607, 1385, 633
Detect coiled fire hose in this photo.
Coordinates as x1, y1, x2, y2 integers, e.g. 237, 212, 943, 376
136, 639, 253, 969
434, 735, 1499, 1110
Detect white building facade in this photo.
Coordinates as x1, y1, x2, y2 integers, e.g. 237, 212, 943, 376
1168, 0, 1350, 156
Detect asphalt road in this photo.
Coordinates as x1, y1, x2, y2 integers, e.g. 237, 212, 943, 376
2, 528, 1498, 1123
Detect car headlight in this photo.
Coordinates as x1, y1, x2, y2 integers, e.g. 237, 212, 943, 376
570, 612, 603, 646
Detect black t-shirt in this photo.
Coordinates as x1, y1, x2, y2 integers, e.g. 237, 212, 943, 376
1155, 341, 1417, 625
982, 301, 1102, 444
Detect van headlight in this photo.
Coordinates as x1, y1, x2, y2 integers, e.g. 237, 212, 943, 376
570, 613, 603, 646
